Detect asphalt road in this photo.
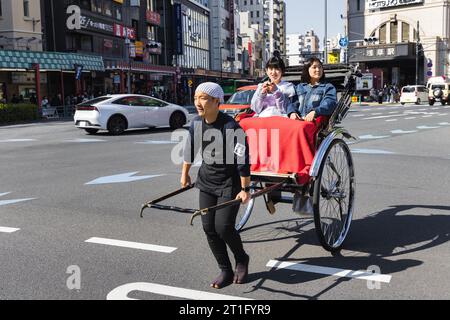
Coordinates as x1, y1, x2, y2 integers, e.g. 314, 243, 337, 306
0, 102, 449, 301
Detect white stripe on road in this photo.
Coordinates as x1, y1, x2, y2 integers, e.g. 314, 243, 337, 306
0, 192, 11, 197
266, 260, 392, 283
359, 135, 391, 140
363, 114, 405, 120
107, 282, 253, 300
385, 119, 398, 122
135, 140, 178, 145
0, 198, 36, 206
0, 226, 20, 233
422, 115, 433, 118
65, 139, 107, 143
85, 237, 177, 253
391, 130, 418, 134
351, 148, 395, 155
0, 139, 36, 142
417, 125, 441, 130
404, 117, 417, 120
439, 122, 450, 126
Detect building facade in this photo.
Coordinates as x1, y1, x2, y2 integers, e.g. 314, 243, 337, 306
286, 30, 321, 66
347, 0, 449, 88
0, 0, 43, 51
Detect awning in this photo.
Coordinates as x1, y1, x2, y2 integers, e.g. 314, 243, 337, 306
105, 60, 176, 75
0, 50, 105, 71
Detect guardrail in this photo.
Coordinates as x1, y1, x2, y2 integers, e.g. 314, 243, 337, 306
42, 105, 76, 120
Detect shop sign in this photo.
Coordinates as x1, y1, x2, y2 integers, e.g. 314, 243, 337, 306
368, 0, 424, 10
11, 72, 47, 84
80, 15, 114, 34
147, 41, 162, 55
113, 24, 136, 40
135, 41, 144, 57
146, 11, 161, 26
356, 73, 374, 91
174, 3, 184, 55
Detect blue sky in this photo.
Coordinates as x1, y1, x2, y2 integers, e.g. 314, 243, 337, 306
284, 0, 346, 43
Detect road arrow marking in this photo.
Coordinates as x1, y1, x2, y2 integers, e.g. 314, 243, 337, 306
107, 282, 253, 300
391, 130, 418, 134
0, 193, 36, 207
85, 172, 165, 185
266, 260, 392, 283
358, 135, 391, 140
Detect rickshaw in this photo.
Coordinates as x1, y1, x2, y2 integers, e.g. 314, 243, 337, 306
141, 65, 361, 253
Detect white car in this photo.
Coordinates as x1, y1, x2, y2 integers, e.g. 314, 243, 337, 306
74, 94, 190, 135
400, 85, 428, 105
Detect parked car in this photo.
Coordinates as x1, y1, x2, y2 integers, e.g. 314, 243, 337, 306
400, 85, 428, 105
219, 85, 257, 121
74, 94, 190, 135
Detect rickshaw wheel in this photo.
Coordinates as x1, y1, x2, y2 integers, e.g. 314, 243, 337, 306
313, 138, 355, 252
235, 183, 256, 231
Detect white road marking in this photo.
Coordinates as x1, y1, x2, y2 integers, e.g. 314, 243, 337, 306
135, 140, 178, 145
65, 139, 107, 143
422, 115, 433, 118
388, 112, 399, 114
85, 237, 177, 253
107, 282, 253, 300
371, 113, 383, 116
0, 198, 36, 206
391, 130, 418, 134
439, 122, 450, 126
0, 226, 20, 233
417, 125, 441, 130
85, 172, 165, 185
404, 117, 417, 120
359, 135, 391, 140
363, 114, 405, 120
385, 119, 398, 122
351, 114, 366, 118
0, 139, 36, 142
0, 192, 11, 197
351, 149, 395, 155
266, 260, 392, 283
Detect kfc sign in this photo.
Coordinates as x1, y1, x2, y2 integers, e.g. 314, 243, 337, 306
113, 24, 136, 40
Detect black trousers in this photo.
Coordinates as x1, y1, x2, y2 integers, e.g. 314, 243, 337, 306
200, 190, 248, 272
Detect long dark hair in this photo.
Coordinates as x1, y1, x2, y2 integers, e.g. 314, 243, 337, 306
265, 50, 286, 75
302, 57, 326, 84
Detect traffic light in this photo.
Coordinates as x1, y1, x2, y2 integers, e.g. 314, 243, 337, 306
364, 37, 378, 45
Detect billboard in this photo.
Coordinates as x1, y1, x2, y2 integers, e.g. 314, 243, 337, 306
356, 73, 374, 91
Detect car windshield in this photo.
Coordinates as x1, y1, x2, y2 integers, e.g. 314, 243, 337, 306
432, 85, 445, 90
402, 87, 416, 93
226, 90, 256, 105
77, 97, 111, 106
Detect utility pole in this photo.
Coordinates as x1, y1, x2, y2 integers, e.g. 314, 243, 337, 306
416, 21, 420, 85
124, 2, 131, 94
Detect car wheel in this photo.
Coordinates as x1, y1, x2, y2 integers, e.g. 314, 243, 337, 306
441, 101, 446, 106
401, 102, 405, 105
84, 128, 99, 135
429, 100, 434, 106
169, 112, 186, 130
108, 115, 127, 135
415, 98, 421, 105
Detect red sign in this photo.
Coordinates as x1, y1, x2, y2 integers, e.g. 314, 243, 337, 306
113, 24, 136, 40
146, 11, 161, 26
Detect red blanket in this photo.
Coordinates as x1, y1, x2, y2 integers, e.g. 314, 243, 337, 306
240, 116, 325, 185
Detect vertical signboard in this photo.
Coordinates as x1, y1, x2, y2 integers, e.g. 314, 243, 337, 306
229, 0, 235, 57
174, 3, 184, 55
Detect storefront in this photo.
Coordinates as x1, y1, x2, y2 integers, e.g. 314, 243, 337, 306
0, 50, 104, 105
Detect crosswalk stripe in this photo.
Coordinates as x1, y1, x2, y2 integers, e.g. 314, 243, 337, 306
0, 226, 20, 233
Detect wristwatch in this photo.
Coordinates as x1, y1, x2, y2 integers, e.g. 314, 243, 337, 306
241, 186, 251, 192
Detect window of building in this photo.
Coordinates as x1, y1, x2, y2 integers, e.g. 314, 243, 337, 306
402, 22, 410, 42
92, 0, 102, 14
390, 21, 398, 43
0, 0, 3, 16
257, 11, 259, 18
103, 0, 112, 16
357, 0, 360, 11
379, 23, 386, 44
250, 11, 253, 18
113, 4, 122, 20
23, 0, 30, 17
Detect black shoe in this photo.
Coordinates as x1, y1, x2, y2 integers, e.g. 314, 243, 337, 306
210, 271, 234, 289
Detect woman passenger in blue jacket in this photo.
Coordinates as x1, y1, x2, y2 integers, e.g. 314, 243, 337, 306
287, 57, 337, 122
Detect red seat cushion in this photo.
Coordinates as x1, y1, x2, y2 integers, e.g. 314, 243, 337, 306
240, 116, 326, 185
